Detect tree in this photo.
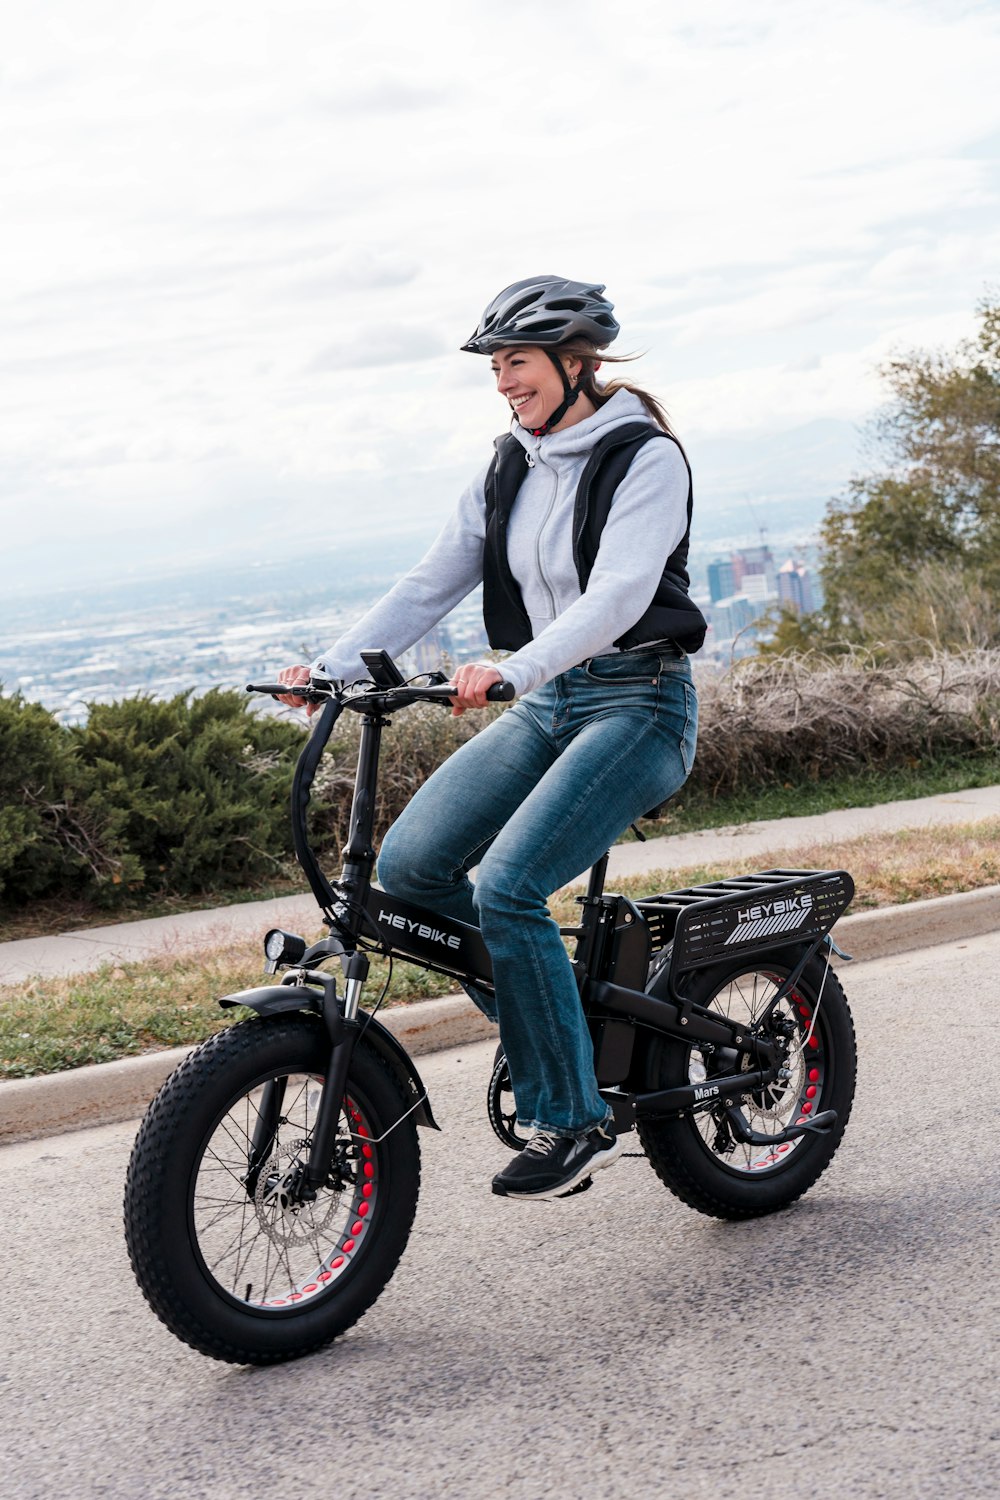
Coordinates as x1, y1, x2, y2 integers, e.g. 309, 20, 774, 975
820, 295, 1000, 650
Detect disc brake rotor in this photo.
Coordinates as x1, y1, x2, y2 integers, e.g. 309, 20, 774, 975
745, 1008, 806, 1121
254, 1137, 342, 1249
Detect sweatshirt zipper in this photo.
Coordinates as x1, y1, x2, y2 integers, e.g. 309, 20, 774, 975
532, 451, 559, 620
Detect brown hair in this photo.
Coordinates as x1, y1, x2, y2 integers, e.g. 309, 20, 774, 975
556, 338, 680, 440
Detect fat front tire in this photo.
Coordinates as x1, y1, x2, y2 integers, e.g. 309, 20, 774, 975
638, 946, 856, 1220
123, 1015, 420, 1364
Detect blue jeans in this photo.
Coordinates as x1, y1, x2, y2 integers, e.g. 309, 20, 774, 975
376, 650, 698, 1137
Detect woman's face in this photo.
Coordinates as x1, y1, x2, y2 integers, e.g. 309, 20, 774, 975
490, 346, 579, 430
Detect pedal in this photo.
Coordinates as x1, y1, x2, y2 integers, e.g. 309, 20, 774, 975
556, 1175, 593, 1198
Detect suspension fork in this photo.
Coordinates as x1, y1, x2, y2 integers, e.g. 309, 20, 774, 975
244, 1076, 288, 1196
302, 951, 371, 1191
297, 706, 381, 1191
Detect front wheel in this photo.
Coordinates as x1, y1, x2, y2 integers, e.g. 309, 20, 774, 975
638, 946, 856, 1219
124, 1015, 420, 1364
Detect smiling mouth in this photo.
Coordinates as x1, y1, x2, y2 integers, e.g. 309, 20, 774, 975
510, 394, 534, 410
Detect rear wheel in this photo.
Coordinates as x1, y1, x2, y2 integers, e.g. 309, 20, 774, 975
638, 946, 856, 1219
124, 1015, 420, 1364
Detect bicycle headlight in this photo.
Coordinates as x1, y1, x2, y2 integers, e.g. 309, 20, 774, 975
263, 928, 307, 970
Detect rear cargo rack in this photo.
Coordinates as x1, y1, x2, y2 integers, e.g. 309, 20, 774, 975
633, 868, 855, 972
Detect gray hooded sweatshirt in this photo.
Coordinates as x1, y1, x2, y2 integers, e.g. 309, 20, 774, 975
312, 389, 690, 699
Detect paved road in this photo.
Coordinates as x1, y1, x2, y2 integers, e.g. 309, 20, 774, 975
3, 785, 999, 984
1, 933, 997, 1500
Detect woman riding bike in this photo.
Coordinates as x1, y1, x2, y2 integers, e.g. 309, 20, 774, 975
278, 275, 707, 1202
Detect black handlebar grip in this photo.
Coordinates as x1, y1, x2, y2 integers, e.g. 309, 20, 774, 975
486, 681, 516, 702
247, 681, 329, 702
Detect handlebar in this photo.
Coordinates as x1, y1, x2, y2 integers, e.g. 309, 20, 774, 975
246, 678, 515, 706
243, 657, 514, 924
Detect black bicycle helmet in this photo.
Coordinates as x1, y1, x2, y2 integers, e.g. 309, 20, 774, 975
460, 276, 620, 355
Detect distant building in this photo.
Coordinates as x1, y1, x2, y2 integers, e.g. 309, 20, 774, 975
707, 557, 736, 603
733, 543, 777, 594
777, 558, 816, 615
709, 589, 776, 641
741, 572, 773, 603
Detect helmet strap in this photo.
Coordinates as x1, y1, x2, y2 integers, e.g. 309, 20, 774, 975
528, 351, 580, 436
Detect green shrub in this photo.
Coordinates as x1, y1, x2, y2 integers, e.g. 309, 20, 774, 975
69, 690, 304, 900
3, 649, 998, 915
0, 690, 116, 902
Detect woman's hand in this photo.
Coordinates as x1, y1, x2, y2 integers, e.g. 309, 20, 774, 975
449, 662, 504, 716
275, 663, 321, 716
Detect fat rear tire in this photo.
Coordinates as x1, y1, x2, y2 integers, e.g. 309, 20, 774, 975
638, 946, 856, 1220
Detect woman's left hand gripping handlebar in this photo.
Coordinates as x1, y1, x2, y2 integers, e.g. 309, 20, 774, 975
449, 662, 506, 717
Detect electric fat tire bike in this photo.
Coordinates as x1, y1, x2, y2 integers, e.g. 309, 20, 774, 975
124, 650, 858, 1365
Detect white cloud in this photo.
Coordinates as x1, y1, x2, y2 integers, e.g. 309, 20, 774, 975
1, 0, 999, 570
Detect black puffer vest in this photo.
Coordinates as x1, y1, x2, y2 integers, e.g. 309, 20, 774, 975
482, 420, 707, 655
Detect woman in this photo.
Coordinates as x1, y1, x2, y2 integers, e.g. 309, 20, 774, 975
278, 275, 706, 1202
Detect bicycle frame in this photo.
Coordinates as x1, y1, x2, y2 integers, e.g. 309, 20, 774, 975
234, 667, 855, 1182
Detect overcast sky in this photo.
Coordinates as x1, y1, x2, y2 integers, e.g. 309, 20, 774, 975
2, 0, 999, 588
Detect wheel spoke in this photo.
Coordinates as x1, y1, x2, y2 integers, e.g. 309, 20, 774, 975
187, 1071, 374, 1307
694, 968, 817, 1173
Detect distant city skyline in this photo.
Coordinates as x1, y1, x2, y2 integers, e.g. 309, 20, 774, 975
4, 515, 824, 720
3, 1, 998, 593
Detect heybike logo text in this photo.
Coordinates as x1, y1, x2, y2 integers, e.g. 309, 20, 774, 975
378, 910, 462, 951
725, 892, 814, 945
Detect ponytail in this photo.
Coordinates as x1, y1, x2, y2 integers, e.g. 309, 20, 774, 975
556, 338, 681, 441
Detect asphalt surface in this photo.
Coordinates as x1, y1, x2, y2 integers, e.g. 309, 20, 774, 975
4, 785, 999, 984
1, 931, 997, 1500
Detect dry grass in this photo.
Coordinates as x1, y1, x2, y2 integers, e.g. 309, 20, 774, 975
690, 647, 1000, 796
548, 817, 1000, 924
2, 817, 998, 1080
316, 649, 1000, 829
0, 947, 457, 1079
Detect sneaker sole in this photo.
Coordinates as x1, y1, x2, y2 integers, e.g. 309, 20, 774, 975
492, 1137, 624, 1201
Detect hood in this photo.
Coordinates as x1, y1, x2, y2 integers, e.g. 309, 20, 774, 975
508, 387, 655, 461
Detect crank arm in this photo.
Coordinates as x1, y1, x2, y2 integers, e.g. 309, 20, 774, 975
724, 1105, 837, 1146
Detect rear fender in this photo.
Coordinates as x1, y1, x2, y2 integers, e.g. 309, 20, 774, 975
219, 985, 439, 1131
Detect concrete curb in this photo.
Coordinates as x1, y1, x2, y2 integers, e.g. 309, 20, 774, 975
3, 884, 998, 1147
0, 994, 498, 1147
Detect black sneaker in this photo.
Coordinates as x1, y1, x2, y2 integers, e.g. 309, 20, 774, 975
491, 1119, 622, 1200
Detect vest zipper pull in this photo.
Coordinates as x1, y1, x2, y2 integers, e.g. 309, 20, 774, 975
524, 451, 535, 468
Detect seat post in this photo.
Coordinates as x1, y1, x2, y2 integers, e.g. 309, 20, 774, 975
584, 851, 610, 902
573, 851, 611, 975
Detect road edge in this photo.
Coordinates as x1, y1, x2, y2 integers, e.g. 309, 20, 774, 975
3, 883, 998, 1146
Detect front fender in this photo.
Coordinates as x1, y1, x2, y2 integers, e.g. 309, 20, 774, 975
219, 983, 322, 1016
218, 984, 439, 1131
